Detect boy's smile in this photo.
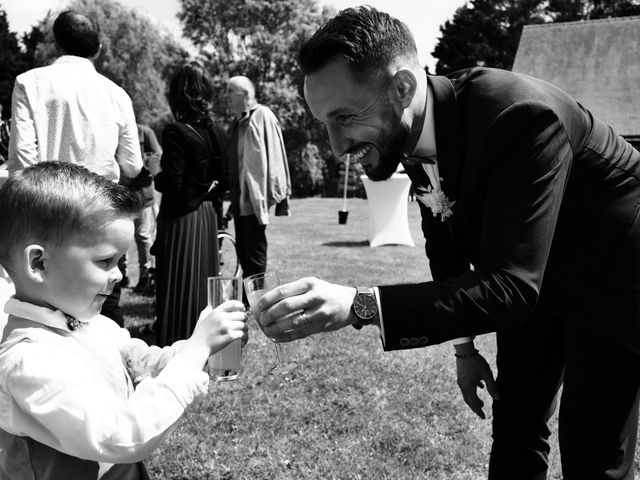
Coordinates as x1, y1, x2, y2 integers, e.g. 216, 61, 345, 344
42, 218, 134, 321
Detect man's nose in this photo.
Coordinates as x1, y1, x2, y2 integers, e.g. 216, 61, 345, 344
326, 123, 349, 158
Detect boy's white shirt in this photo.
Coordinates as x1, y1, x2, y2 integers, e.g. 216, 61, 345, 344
0, 297, 209, 477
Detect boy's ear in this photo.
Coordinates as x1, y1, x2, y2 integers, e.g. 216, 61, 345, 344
24, 244, 47, 283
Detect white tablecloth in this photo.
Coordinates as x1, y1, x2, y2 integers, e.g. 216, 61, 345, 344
361, 174, 415, 247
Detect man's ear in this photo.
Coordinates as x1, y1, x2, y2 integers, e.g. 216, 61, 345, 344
389, 69, 417, 109
24, 244, 47, 283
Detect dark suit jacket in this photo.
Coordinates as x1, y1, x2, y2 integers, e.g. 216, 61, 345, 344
378, 67, 640, 354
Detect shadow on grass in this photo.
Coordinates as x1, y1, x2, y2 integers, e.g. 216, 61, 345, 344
322, 240, 370, 247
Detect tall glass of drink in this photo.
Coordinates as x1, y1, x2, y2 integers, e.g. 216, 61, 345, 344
243, 271, 300, 375
207, 276, 243, 381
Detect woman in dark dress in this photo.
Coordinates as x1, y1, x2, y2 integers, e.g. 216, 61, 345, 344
153, 61, 228, 347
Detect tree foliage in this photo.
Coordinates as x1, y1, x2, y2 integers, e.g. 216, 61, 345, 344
548, 0, 640, 20
433, 0, 640, 74
30, 0, 189, 127
0, 9, 29, 117
178, 0, 336, 197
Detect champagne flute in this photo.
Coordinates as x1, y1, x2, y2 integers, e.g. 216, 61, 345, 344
243, 271, 300, 375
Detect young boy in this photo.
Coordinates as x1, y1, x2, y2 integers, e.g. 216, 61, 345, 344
0, 162, 248, 479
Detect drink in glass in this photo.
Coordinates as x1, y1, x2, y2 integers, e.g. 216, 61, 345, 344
207, 276, 243, 381
244, 271, 300, 375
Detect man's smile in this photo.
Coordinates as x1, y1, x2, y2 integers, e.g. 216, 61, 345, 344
348, 144, 374, 168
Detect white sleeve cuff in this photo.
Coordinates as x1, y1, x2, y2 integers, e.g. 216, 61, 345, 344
373, 287, 386, 347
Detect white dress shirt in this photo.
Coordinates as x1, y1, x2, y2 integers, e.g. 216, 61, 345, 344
7, 55, 142, 182
0, 298, 209, 478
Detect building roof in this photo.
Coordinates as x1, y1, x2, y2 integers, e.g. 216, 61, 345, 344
512, 16, 640, 138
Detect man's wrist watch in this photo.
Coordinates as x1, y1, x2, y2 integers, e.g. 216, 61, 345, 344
351, 286, 379, 330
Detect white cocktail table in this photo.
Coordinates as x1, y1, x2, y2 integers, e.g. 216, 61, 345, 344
361, 174, 415, 247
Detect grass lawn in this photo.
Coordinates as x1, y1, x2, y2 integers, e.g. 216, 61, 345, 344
121, 197, 637, 480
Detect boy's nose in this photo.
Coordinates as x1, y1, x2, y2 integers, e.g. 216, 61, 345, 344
110, 266, 123, 284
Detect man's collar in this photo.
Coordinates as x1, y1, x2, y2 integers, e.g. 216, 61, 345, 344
403, 79, 437, 164
54, 55, 96, 69
236, 103, 261, 124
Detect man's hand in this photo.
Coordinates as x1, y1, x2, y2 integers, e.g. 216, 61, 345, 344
257, 277, 356, 342
455, 343, 500, 419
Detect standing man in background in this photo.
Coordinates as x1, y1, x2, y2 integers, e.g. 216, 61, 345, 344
225, 76, 291, 280
7, 10, 142, 326
124, 123, 162, 294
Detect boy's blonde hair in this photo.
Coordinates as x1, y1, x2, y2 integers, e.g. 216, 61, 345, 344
0, 162, 140, 271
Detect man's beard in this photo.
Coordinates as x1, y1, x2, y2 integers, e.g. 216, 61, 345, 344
364, 104, 408, 182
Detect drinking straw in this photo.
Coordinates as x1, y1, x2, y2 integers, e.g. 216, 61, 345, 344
342, 154, 350, 211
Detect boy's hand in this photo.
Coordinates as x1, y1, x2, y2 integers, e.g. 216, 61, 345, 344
182, 301, 248, 370
195, 301, 248, 354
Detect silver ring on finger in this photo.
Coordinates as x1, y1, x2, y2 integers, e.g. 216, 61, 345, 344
299, 311, 311, 326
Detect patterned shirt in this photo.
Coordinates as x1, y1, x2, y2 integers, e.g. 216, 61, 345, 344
7, 56, 142, 182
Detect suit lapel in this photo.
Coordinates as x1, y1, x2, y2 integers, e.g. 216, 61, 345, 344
429, 75, 465, 203
404, 162, 431, 194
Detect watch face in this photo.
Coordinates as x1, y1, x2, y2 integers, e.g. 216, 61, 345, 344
354, 294, 378, 320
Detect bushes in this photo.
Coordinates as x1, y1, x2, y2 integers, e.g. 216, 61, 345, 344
288, 142, 366, 199
289, 142, 325, 198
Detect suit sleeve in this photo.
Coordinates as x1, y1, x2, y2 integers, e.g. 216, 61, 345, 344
379, 101, 573, 350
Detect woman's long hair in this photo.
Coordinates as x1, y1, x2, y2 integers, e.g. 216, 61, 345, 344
167, 61, 215, 123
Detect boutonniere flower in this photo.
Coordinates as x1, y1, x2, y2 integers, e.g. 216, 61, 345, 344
416, 184, 455, 221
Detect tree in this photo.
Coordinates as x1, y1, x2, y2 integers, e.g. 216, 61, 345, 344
547, 0, 640, 20
21, 26, 46, 72
0, 9, 29, 117
178, 0, 336, 197
32, 0, 189, 128
432, 0, 640, 75
433, 0, 549, 74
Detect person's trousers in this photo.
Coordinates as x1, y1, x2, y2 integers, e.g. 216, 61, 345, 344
234, 213, 267, 279
133, 205, 155, 278
489, 309, 640, 480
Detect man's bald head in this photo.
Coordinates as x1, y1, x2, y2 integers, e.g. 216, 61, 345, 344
227, 76, 257, 118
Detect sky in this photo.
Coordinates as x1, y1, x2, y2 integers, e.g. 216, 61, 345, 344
1, 0, 468, 71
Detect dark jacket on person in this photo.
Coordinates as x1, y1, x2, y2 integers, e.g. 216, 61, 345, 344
155, 120, 227, 218
378, 67, 640, 354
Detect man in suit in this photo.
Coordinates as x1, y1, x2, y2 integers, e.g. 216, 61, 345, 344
255, 6, 640, 480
